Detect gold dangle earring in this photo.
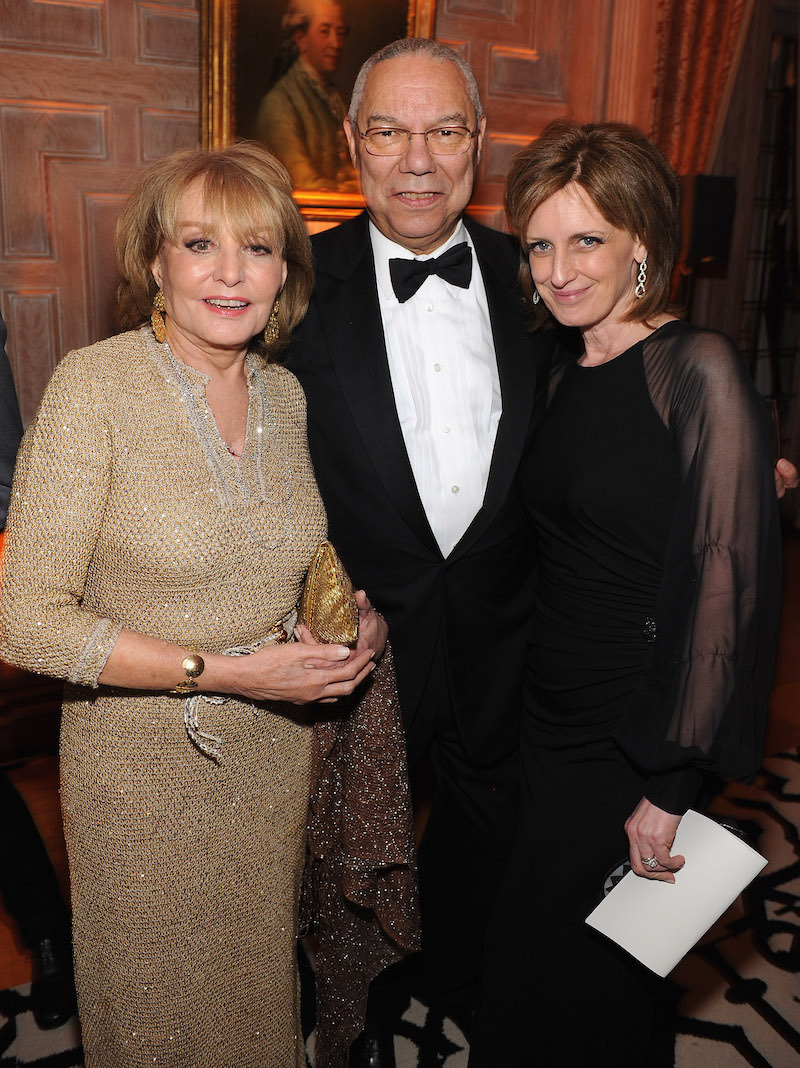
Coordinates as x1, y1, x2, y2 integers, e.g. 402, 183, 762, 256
264, 298, 281, 345
151, 288, 167, 343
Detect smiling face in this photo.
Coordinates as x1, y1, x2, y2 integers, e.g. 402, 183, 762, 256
151, 180, 287, 366
296, 1, 347, 79
525, 183, 646, 336
344, 55, 485, 255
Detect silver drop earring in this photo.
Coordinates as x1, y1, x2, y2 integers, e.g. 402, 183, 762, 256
635, 259, 647, 299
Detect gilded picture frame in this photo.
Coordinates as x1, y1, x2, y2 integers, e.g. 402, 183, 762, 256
201, 0, 437, 222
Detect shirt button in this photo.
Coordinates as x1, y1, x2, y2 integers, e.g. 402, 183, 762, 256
433, 363, 442, 373
443, 425, 451, 434
427, 304, 434, 312
451, 485, 460, 494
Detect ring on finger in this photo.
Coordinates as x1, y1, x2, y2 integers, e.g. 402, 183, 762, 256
641, 855, 659, 870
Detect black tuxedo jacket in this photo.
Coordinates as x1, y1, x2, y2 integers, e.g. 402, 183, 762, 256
1, 315, 24, 529
287, 212, 553, 764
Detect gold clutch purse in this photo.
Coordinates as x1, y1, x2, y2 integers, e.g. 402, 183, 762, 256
298, 541, 359, 646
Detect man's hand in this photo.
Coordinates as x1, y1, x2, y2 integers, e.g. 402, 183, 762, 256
352, 589, 388, 661
775, 458, 799, 499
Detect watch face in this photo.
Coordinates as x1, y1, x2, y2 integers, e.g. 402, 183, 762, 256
182, 654, 205, 678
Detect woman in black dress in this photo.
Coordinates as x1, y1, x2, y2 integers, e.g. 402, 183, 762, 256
471, 120, 782, 1065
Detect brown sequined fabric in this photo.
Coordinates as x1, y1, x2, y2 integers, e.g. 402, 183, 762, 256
304, 644, 421, 1068
1, 327, 327, 1067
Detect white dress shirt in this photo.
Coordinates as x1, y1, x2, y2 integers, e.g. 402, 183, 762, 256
370, 221, 502, 556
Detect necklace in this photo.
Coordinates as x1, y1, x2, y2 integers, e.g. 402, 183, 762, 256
223, 441, 242, 459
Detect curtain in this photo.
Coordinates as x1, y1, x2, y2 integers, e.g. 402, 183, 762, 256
651, 0, 755, 175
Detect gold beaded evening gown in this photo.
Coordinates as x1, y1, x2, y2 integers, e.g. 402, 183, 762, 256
0, 326, 327, 1067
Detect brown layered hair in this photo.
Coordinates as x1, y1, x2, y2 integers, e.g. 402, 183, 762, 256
115, 141, 313, 359
505, 119, 681, 326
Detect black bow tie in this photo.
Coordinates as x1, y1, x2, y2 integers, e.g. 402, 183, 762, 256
389, 242, 473, 303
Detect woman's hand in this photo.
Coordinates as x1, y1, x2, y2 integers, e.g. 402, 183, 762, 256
295, 589, 387, 666
216, 639, 375, 706
624, 797, 685, 883
96, 596, 385, 707
291, 590, 386, 700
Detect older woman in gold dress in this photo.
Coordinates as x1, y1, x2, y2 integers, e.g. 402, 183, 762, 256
0, 142, 391, 1067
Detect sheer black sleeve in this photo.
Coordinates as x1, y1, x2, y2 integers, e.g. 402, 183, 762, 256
615, 322, 782, 814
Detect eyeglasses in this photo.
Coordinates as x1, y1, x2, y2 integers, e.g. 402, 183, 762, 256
357, 125, 477, 156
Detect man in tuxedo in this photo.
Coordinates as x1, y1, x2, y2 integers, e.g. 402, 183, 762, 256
286, 37, 554, 1061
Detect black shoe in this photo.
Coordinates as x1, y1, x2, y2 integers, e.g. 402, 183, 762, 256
348, 1027, 397, 1068
30, 936, 77, 1030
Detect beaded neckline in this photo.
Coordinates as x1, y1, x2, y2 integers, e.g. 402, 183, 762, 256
144, 331, 294, 547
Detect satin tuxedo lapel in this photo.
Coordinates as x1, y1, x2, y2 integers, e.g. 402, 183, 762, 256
311, 213, 439, 554
449, 218, 540, 561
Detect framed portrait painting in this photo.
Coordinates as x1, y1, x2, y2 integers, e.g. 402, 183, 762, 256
201, 0, 437, 222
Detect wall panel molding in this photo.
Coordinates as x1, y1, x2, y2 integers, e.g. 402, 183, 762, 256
446, 0, 513, 19
437, 0, 658, 217
0, 102, 108, 257
140, 108, 202, 159
488, 46, 561, 99
137, 3, 200, 65
603, 0, 659, 129
485, 133, 532, 183
0, 0, 106, 55
1, 290, 61, 416
0, 0, 200, 423
82, 190, 131, 343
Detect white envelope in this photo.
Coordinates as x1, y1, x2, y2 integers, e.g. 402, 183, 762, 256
585, 808, 767, 977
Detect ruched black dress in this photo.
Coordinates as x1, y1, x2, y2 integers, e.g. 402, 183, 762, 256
471, 320, 782, 1066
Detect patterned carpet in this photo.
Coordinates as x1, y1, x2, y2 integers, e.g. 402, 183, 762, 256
671, 749, 800, 1067
2, 750, 798, 1067
0, 983, 82, 1066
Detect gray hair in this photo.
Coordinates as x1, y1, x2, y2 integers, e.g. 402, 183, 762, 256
348, 37, 483, 127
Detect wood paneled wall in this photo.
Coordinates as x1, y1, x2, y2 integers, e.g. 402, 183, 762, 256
435, 0, 659, 227
0, 0, 200, 425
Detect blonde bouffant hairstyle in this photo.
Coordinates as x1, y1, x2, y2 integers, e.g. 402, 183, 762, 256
115, 141, 313, 359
